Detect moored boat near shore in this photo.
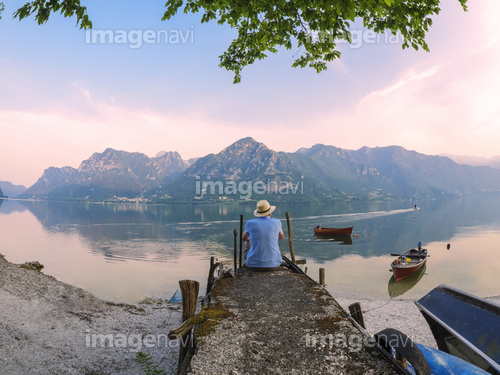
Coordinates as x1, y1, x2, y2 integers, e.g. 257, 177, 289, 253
388, 262, 426, 297
313, 225, 353, 236
391, 244, 427, 282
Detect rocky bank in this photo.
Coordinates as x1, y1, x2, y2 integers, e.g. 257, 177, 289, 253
0, 253, 182, 375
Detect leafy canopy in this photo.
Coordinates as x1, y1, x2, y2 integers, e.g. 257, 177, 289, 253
12, 0, 468, 83
13, 0, 92, 29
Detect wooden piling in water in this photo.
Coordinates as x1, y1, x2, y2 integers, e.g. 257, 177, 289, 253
285, 211, 296, 263
239, 215, 243, 268
206, 257, 220, 296
233, 229, 237, 272
319, 268, 325, 286
348, 302, 366, 329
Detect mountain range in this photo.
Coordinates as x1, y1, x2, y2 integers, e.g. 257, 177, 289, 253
15, 137, 500, 203
0, 181, 27, 198
441, 154, 500, 169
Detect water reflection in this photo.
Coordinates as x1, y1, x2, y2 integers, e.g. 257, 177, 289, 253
1, 195, 500, 302
313, 234, 353, 245
7, 196, 500, 264
388, 263, 427, 298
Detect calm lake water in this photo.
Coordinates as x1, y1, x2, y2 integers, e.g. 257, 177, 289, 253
1, 196, 499, 303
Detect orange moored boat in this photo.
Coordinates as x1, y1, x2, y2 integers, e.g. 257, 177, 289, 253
391, 245, 428, 282
313, 226, 353, 236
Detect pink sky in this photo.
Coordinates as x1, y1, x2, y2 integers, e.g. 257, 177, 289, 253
0, 0, 499, 187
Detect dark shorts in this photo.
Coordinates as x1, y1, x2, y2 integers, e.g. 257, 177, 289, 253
246, 262, 285, 272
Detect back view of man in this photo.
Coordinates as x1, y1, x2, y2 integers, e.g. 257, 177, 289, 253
242, 200, 284, 270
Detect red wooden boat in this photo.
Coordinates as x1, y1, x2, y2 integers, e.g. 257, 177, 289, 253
313, 226, 353, 236
391, 246, 428, 282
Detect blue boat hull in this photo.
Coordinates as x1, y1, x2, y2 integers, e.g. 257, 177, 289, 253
416, 344, 489, 375
415, 285, 500, 374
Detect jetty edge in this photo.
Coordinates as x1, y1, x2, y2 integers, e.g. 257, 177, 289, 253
174, 256, 410, 374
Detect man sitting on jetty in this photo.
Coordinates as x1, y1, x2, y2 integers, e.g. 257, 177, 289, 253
242, 200, 285, 270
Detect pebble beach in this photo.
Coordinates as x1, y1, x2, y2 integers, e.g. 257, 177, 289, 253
2, 251, 499, 374
0, 253, 182, 375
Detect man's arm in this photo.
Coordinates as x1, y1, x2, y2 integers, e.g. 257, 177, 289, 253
242, 231, 249, 242
278, 230, 284, 239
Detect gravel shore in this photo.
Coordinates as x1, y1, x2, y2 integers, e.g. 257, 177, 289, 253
3, 250, 498, 374
335, 297, 437, 348
0, 253, 182, 375
335, 294, 500, 350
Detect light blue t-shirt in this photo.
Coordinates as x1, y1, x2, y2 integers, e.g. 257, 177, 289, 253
244, 216, 283, 268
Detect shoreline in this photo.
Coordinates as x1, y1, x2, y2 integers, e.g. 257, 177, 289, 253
2, 251, 499, 374
335, 297, 437, 348
0, 253, 182, 375
336, 294, 500, 350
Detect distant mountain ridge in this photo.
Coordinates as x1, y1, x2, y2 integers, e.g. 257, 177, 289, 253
441, 154, 500, 169
162, 137, 311, 201
20, 149, 191, 201
0, 181, 27, 198
18, 138, 500, 203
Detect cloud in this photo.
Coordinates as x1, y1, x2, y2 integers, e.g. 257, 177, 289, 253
308, 0, 500, 157
0, 85, 264, 186
2, 0, 500, 187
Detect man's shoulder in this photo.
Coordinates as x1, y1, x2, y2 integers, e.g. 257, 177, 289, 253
246, 217, 281, 225
245, 218, 260, 228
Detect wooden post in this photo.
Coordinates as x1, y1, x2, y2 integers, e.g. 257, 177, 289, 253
210, 256, 215, 271
206, 257, 220, 296
233, 229, 238, 272
304, 267, 308, 274
319, 268, 325, 286
180, 280, 199, 324
206, 257, 215, 296
239, 215, 243, 268
348, 302, 366, 329
178, 279, 199, 368
285, 211, 296, 263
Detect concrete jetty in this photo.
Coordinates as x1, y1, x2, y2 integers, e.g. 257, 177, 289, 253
184, 264, 407, 374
